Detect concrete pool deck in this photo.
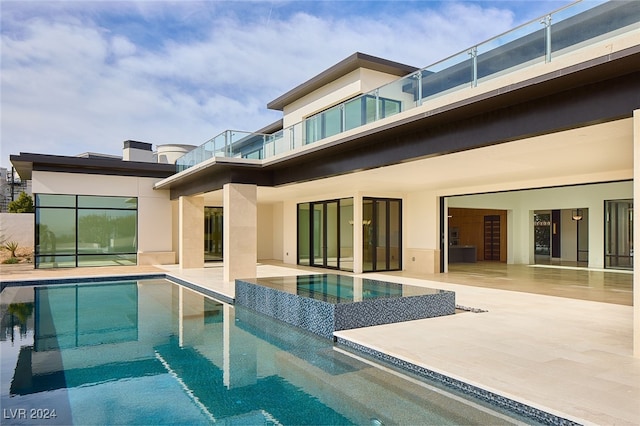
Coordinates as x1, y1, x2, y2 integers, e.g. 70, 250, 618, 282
1, 262, 638, 425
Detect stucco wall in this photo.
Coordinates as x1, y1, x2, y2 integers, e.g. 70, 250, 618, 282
0, 213, 34, 248
282, 68, 406, 128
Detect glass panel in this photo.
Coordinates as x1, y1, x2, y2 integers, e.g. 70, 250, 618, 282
36, 194, 75, 208
77, 254, 137, 267
383, 98, 401, 118
364, 96, 377, 124
344, 98, 363, 131
389, 200, 401, 270
78, 195, 137, 209
36, 208, 76, 256
34, 255, 76, 269
339, 198, 354, 272
376, 200, 388, 270
326, 201, 338, 268
476, 20, 545, 84
312, 203, 324, 266
323, 106, 342, 138
534, 212, 551, 263
551, 0, 637, 58
205, 207, 223, 261
421, 51, 472, 101
377, 75, 415, 113
305, 115, 322, 145
298, 203, 310, 265
362, 199, 374, 272
78, 209, 136, 255
605, 200, 633, 269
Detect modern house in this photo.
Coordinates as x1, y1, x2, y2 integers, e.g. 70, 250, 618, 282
10, 0, 640, 354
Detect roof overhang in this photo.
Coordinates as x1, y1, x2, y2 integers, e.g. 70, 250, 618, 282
9, 153, 176, 180
267, 52, 418, 111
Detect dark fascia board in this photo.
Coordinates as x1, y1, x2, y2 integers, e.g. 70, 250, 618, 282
267, 52, 418, 111
168, 162, 272, 199
10, 152, 176, 180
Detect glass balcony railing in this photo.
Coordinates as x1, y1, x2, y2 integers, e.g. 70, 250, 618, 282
176, 0, 639, 172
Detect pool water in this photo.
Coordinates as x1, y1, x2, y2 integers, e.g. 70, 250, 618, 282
2, 278, 530, 425
249, 274, 441, 303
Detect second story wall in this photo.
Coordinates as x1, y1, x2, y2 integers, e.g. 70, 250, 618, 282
282, 68, 406, 128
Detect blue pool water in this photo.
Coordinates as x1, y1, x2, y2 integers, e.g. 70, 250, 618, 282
1, 278, 541, 425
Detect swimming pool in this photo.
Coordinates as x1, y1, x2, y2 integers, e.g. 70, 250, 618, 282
1, 277, 556, 425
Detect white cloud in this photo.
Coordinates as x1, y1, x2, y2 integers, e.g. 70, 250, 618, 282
1, 1, 536, 169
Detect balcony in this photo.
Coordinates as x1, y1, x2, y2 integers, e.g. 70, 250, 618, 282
176, 0, 640, 173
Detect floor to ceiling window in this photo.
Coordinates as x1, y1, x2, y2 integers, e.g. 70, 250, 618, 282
297, 198, 353, 271
605, 199, 633, 270
35, 194, 137, 268
362, 198, 402, 272
205, 207, 223, 261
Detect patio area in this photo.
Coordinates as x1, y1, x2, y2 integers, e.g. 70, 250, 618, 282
1, 261, 638, 425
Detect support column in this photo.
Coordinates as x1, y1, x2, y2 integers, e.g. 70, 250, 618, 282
633, 109, 640, 357
178, 195, 204, 268
223, 183, 257, 282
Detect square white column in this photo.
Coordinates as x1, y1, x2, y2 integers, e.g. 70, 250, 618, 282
178, 195, 204, 268
223, 183, 257, 282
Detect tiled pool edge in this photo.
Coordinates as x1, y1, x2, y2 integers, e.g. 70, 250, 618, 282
0, 273, 167, 291
0, 273, 235, 305
335, 337, 583, 426
165, 274, 234, 304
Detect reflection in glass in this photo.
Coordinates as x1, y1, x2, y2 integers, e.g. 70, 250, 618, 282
605, 200, 633, 269
35, 194, 138, 268
205, 207, 223, 261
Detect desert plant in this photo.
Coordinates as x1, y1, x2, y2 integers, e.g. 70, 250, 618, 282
3, 241, 19, 258
2, 257, 19, 264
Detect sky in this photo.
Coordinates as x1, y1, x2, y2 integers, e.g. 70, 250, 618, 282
1, 0, 575, 170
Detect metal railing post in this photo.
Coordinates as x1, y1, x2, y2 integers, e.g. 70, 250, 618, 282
542, 14, 552, 63
468, 46, 478, 87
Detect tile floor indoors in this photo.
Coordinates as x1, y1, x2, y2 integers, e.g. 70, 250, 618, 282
1, 261, 638, 425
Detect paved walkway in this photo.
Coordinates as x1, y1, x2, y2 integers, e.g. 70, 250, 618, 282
2, 262, 638, 425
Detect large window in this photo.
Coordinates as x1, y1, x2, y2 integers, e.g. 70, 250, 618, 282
35, 194, 138, 268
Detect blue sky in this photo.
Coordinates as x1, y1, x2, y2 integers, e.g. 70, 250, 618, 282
1, 0, 574, 169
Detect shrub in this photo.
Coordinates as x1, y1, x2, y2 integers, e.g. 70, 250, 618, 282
2, 241, 19, 258
8, 192, 34, 213
2, 257, 19, 264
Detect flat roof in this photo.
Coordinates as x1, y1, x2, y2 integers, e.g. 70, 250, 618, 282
267, 52, 418, 111
10, 152, 176, 180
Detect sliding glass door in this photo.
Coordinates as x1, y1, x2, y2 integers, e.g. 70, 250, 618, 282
363, 198, 402, 272
298, 198, 353, 271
